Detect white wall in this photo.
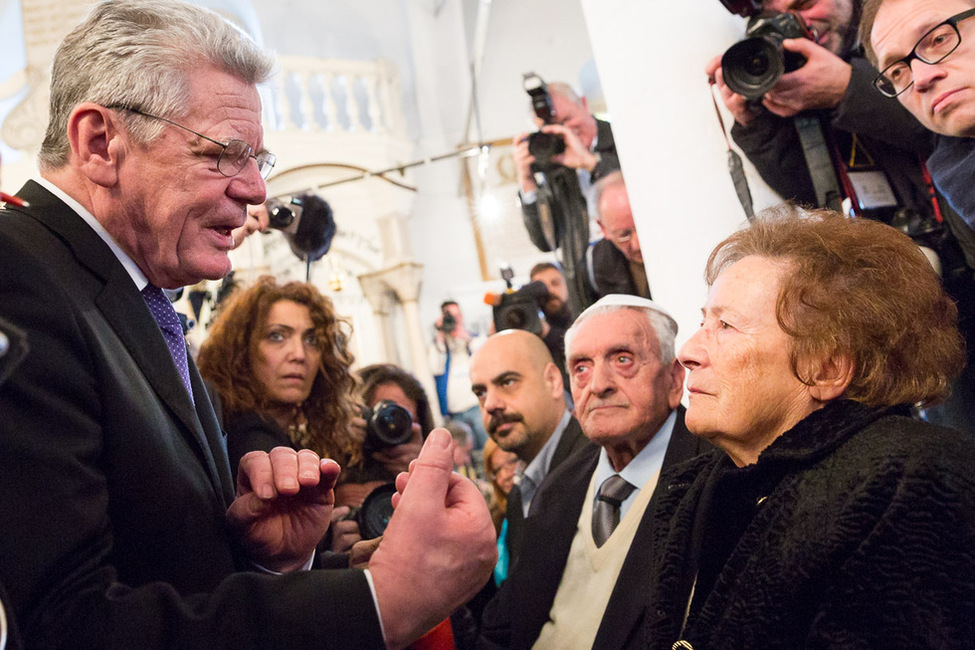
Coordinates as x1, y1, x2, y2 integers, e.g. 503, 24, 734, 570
579, 0, 782, 351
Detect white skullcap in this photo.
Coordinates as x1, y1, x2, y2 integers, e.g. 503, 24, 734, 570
576, 294, 678, 334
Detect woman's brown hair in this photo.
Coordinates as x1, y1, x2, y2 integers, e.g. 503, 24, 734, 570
706, 204, 965, 407
198, 275, 361, 465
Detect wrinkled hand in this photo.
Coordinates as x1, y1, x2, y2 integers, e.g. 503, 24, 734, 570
369, 429, 497, 649
226, 447, 341, 572
706, 55, 763, 127
544, 123, 598, 171
761, 39, 852, 117
370, 423, 422, 474
328, 506, 362, 553
512, 131, 538, 194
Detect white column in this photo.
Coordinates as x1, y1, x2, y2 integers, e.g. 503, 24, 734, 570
579, 0, 782, 355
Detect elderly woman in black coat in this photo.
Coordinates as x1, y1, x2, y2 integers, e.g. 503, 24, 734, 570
644, 205, 975, 649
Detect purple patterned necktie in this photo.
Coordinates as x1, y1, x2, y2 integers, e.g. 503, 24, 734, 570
141, 284, 193, 402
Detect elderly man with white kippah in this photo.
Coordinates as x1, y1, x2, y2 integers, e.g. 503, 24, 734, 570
478, 295, 712, 650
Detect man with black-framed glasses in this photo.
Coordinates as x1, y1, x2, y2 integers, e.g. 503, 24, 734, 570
864, 0, 975, 228
862, 0, 975, 441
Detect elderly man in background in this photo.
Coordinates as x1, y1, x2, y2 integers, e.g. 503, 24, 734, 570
642, 205, 975, 649
478, 295, 708, 649
584, 171, 650, 301
0, 1, 495, 648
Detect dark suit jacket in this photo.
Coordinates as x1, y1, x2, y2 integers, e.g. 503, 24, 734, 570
478, 407, 711, 649
0, 182, 383, 648
583, 238, 650, 303
503, 415, 593, 568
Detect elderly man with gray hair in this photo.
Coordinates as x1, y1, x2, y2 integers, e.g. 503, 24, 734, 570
0, 1, 495, 648
478, 295, 709, 650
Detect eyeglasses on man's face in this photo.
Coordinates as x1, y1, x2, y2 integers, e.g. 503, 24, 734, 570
108, 105, 276, 179
874, 8, 975, 98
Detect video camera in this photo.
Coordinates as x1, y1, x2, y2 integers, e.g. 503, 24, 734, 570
718, 0, 816, 100
487, 266, 550, 337
522, 72, 566, 170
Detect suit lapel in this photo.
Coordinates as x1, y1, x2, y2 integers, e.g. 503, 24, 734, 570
189, 361, 236, 504
19, 181, 230, 503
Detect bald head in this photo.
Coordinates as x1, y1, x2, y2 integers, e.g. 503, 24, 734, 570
484, 329, 556, 371
469, 329, 566, 462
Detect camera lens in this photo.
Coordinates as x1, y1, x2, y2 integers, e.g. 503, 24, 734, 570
268, 205, 295, 230
356, 483, 396, 539
722, 36, 785, 100
364, 400, 414, 451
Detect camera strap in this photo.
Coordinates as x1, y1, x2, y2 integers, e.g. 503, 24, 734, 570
794, 115, 843, 213
920, 157, 944, 224
709, 79, 755, 221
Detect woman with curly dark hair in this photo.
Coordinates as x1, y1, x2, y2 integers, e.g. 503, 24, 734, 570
198, 275, 362, 476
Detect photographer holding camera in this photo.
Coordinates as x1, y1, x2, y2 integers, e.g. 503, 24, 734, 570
709, 0, 975, 435
513, 81, 619, 215
431, 301, 489, 450
707, 0, 960, 229
514, 79, 621, 314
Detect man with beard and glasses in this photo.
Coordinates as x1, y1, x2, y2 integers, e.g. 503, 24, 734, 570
469, 329, 591, 567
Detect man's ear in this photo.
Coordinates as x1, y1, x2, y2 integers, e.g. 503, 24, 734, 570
67, 103, 123, 187
544, 361, 564, 399
806, 354, 854, 402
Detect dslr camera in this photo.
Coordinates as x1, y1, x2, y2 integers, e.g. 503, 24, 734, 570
361, 399, 414, 453
718, 0, 816, 100
345, 483, 396, 540
522, 72, 566, 170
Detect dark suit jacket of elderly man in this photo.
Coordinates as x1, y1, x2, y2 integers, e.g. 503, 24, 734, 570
0, 181, 384, 648
478, 406, 710, 649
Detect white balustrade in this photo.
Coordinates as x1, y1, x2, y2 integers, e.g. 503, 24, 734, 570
266, 56, 404, 137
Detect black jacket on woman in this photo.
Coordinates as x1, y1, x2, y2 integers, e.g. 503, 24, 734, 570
639, 400, 975, 650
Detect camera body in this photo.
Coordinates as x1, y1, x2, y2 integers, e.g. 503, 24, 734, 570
438, 309, 457, 334
362, 399, 414, 453
718, 0, 815, 100
523, 71, 566, 170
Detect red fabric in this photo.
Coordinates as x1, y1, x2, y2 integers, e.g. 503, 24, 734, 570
409, 618, 454, 650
